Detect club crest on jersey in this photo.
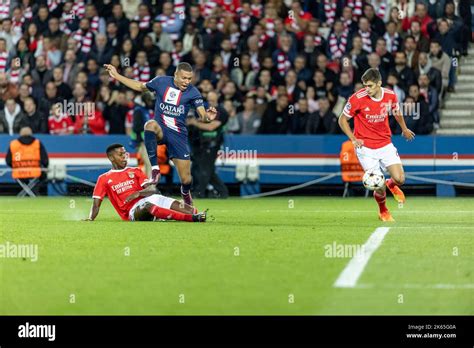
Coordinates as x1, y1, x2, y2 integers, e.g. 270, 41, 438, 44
164, 87, 181, 105
128, 172, 135, 179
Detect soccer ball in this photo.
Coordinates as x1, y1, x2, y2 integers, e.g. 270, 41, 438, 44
362, 170, 385, 190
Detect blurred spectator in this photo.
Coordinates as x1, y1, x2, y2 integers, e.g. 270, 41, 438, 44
384, 21, 403, 54
90, 34, 114, 66
234, 96, 261, 134
375, 37, 395, 74
48, 103, 73, 135
149, 21, 173, 53
393, 51, 416, 92
418, 74, 440, 127
290, 98, 312, 134
402, 2, 434, 39
407, 84, 433, 134
61, 49, 82, 87
429, 40, 451, 92
231, 53, 258, 93
415, 52, 442, 94
284, 0, 312, 41
0, 98, 27, 135
285, 69, 304, 103
403, 35, 420, 69
337, 72, 355, 100
386, 72, 406, 105
327, 19, 348, 61
155, 2, 183, 41
31, 56, 52, 87
305, 97, 338, 134
0, 17, 15, 51
73, 101, 106, 135
39, 82, 61, 116
363, 3, 386, 36
1, 72, 18, 104
410, 20, 430, 53
143, 35, 161, 69
101, 89, 128, 135
109, 3, 130, 40
258, 94, 290, 134
23, 97, 48, 134
272, 34, 295, 78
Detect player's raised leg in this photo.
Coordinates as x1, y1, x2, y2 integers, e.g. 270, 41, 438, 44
143, 119, 164, 185
173, 158, 193, 206
386, 163, 406, 204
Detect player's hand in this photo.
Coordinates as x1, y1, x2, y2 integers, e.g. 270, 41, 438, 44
402, 128, 415, 141
103, 64, 119, 79
124, 192, 140, 203
352, 138, 364, 149
206, 107, 217, 121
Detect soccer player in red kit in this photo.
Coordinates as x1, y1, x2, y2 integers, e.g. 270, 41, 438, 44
85, 143, 207, 222
338, 68, 415, 221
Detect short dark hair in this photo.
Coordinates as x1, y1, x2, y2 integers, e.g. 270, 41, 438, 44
361, 68, 382, 84
106, 143, 124, 155
176, 62, 193, 72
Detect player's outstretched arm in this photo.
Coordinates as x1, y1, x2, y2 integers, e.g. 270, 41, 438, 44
84, 198, 102, 221
338, 113, 364, 148
393, 109, 415, 141
103, 64, 148, 93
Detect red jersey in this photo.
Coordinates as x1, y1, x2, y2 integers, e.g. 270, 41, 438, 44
48, 113, 74, 135
92, 167, 147, 220
343, 87, 400, 149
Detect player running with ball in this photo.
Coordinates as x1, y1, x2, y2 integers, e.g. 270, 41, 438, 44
104, 62, 217, 206
338, 68, 415, 222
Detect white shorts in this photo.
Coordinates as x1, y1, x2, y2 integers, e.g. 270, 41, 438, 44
128, 194, 175, 221
356, 143, 402, 173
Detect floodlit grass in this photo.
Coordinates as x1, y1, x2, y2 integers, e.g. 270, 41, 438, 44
0, 196, 472, 315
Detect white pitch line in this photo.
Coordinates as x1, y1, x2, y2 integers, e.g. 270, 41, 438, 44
333, 227, 390, 288
356, 283, 474, 290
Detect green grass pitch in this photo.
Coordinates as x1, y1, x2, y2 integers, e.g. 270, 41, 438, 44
0, 196, 472, 315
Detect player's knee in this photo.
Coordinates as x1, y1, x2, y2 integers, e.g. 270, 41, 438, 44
144, 120, 159, 132
181, 175, 192, 185
394, 174, 405, 186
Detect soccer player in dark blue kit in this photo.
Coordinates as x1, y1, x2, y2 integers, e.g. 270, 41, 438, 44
104, 62, 217, 205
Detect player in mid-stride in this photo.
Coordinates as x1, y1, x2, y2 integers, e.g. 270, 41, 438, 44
85, 143, 207, 222
338, 68, 415, 221
104, 62, 217, 206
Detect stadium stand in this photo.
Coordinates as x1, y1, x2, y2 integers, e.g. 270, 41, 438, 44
0, 0, 473, 197
0, 0, 472, 136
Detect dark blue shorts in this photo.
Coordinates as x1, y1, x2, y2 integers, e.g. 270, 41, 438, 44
160, 127, 190, 160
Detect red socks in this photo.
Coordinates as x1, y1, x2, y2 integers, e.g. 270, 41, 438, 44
149, 205, 194, 222
373, 191, 388, 213
386, 178, 397, 190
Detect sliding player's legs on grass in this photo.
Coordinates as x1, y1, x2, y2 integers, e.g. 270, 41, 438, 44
143, 119, 194, 205
129, 194, 205, 222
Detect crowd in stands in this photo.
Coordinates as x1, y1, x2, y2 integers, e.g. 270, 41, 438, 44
0, 0, 472, 137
